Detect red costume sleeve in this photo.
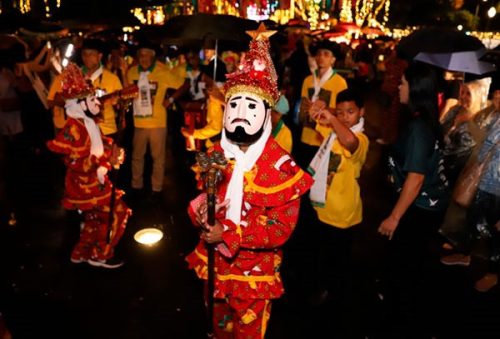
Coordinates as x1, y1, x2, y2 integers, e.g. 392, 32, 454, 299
47, 119, 113, 174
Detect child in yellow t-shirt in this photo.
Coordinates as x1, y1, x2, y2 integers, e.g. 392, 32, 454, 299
307, 88, 369, 304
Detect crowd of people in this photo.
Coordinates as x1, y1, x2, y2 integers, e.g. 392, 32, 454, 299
0, 23, 499, 338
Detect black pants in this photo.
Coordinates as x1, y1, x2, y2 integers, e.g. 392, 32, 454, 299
383, 204, 445, 338
317, 221, 356, 292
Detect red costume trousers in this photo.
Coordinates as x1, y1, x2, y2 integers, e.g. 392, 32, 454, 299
212, 296, 271, 339
71, 198, 130, 261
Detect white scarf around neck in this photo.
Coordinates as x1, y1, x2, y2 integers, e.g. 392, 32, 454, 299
312, 67, 334, 101
87, 66, 104, 83
308, 117, 364, 206
133, 70, 153, 117
65, 99, 104, 157
220, 113, 272, 225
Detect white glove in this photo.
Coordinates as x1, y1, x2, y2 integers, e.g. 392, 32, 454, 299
97, 166, 108, 185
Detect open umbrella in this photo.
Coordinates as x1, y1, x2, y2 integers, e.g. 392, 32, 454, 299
414, 49, 496, 75
0, 34, 27, 50
335, 22, 361, 33
162, 13, 258, 51
285, 18, 310, 29
361, 26, 384, 36
397, 27, 485, 60
480, 45, 500, 68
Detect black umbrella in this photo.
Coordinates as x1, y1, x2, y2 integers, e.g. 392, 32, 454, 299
162, 13, 259, 51
480, 45, 500, 68
397, 27, 485, 60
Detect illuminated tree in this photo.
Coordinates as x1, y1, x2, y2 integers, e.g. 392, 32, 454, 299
339, 0, 390, 27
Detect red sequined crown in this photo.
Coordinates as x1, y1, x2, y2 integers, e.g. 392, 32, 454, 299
61, 63, 94, 100
224, 24, 279, 106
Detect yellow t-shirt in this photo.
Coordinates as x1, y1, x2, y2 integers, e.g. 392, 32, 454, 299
91, 69, 122, 135
314, 131, 369, 228
299, 72, 348, 146
47, 69, 123, 135
272, 119, 293, 153
192, 95, 223, 148
171, 62, 187, 81
127, 64, 182, 129
47, 73, 65, 129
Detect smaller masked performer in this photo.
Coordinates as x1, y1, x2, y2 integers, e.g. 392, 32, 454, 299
47, 64, 131, 269
186, 25, 313, 338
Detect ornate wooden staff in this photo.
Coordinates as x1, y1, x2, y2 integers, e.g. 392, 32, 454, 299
103, 88, 137, 254
195, 150, 227, 337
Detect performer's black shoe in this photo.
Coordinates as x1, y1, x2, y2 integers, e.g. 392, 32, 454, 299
88, 257, 124, 269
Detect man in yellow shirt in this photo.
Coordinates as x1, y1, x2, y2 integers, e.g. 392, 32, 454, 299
47, 39, 122, 136
307, 88, 368, 305
127, 41, 183, 197
297, 39, 347, 167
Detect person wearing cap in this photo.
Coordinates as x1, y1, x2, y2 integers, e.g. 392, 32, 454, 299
185, 24, 313, 338
297, 39, 348, 167
271, 94, 293, 153
48, 39, 123, 137
126, 40, 183, 197
81, 39, 123, 136
47, 64, 131, 269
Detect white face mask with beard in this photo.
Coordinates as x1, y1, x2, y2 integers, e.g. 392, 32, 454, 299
224, 93, 269, 145
78, 95, 102, 117
220, 92, 273, 226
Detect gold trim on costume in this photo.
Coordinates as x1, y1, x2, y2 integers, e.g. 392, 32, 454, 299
66, 191, 111, 205
216, 273, 279, 289
194, 248, 208, 264
244, 170, 305, 194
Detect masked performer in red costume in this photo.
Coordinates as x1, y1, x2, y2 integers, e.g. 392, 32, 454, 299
186, 24, 313, 338
47, 64, 131, 269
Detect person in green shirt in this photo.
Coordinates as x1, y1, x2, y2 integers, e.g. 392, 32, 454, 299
378, 62, 449, 337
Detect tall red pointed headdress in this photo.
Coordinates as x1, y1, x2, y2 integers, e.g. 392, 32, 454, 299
60, 63, 95, 100
224, 23, 279, 107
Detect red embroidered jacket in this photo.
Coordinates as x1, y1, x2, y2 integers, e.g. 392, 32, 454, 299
47, 118, 114, 211
186, 137, 313, 300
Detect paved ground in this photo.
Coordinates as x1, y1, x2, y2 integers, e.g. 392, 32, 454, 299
1, 89, 499, 339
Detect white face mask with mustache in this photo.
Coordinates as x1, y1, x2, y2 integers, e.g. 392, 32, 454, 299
225, 93, 267, 135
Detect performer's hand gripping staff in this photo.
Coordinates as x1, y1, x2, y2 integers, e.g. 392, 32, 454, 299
194, 151, 228, 338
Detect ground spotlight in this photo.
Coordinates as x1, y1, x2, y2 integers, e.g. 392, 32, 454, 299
134, 227, 164, 246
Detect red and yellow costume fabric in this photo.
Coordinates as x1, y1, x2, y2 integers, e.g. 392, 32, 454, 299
186, 137, 313, 338
47, 118, 131, 261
